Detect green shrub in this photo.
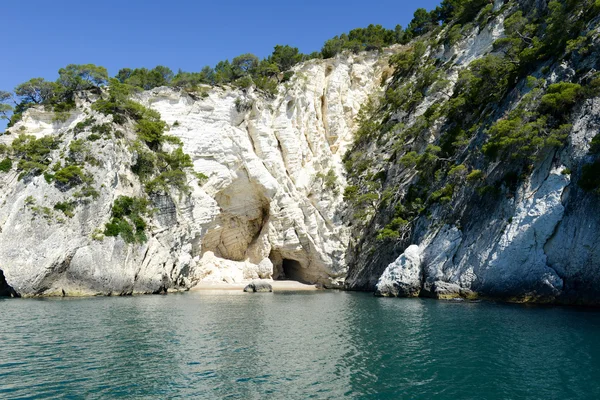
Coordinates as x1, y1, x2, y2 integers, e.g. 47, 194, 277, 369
135, 118, 167, 149
482, 116, 567, 161
74, 117, 96, 134
540, 83, 582, 116
376, 228, 400, 241
53, 111, 71, 123
448, 164, 467, 182
319, 169, 338, 192
17, 160, 47, 179
0, 158, 12, 172
131, 147, 157, 181
54, 201, 76, 217
91, 123, 112, 136
400, 151, 419, 168
234, 75, 253, 89
431, 184, 454, 203
234, 98, 253, 112
12, 134, 60, 178
194, 171, 208, 185
163, 135, 183, 146
254, 76, 278, 96
466, 169, 485, 183
145, 170, 188, 194
74, 185, 99, 199
12, 134, 59, 163
343, 185, 359, 202
69, 139, 87, 157
54, 165, 86, 186
104, 196, 151, 243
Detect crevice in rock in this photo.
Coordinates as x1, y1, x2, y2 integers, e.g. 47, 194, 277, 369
320, 92, 329, 137
0, 269, 20, 298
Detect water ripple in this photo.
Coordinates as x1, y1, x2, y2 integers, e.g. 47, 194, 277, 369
1, 293, 600, 398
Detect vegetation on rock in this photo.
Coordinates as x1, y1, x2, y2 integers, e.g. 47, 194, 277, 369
104, 196, 152, 244
343, 0, 600, 250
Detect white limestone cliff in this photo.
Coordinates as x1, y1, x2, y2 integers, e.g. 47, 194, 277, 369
0, 50, 391, 296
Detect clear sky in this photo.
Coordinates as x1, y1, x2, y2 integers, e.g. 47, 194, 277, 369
1, 0, 441, 94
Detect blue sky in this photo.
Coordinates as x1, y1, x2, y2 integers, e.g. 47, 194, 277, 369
1, 0, 441, 95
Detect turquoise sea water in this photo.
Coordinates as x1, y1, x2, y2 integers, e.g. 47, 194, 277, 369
1, 291, 600, 399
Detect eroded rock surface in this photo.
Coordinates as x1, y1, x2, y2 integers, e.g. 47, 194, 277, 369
0, 51, 390, 296
375, 245, 422, 297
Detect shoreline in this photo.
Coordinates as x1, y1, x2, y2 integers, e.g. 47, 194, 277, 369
190, 280, 321, 292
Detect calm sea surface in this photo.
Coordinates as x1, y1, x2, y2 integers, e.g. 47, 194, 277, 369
1, 291, 600, 399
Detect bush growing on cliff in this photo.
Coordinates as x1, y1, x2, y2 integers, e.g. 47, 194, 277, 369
104, 196, 152, 244
466, 169, 485, 183
92, 79, 168, 149
437, 0, 491, 24
540, 83, 583, 116
54, 165, 87, 187
54, 201, 76, 218
116, 66, 173, 90
11, 134, 60, 178
322, 24, 405, 58
0, 158, 12, 172
135, 118, 167, 149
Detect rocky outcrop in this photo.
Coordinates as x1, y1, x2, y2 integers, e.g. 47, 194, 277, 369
1, 2, 600, 305
374, 245, 421, 297
0, 50, 391, 296
344, 1, 600, 305
243, 280, 273, 293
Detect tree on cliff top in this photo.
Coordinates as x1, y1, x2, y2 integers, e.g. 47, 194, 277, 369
14, 78, 57, 104
0, 91, 13, 121
58, 64, 109, 93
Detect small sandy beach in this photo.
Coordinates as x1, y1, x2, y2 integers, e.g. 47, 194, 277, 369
190, 280, 320, 292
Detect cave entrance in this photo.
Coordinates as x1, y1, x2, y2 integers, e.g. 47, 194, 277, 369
280, 259, 310, 284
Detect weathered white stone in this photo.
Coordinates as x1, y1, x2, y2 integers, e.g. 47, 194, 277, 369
0, 51, 389, 296
375, 245, 422, 297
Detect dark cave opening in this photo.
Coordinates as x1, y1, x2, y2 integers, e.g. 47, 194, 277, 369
279, 258, 309, 284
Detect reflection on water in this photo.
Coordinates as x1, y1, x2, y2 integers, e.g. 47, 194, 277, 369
1, 292, 600, 399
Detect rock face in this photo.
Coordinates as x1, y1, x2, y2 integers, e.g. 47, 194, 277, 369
375, 245, 421, 297
0, 269, 20, 298
0, 50, 391, 296
1, 3, 600, 305
243, 280, 273, 293
343, 2, 600, 305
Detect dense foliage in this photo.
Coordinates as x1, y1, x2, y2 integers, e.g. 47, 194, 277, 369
343, 0, 600, 246
104, 196, 152, 243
